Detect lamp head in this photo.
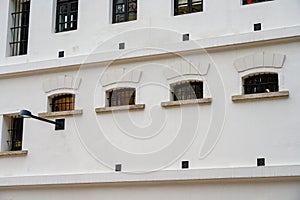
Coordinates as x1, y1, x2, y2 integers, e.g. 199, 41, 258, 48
19, 109, 32, 118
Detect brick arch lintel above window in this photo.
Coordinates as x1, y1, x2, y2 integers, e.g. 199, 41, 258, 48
234, 52, 286, 73
43, 75, 82, 93
163, 62, 210, 81
100, 69, 142, 87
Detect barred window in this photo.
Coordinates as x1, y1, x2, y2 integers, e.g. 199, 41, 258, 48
242, 0, 273, 5
107, 88, 136, 107
174, 0, 203, 16
7, 116, 24, 151
113, 0, 137, 23
171, 80, 203, 101
10, 0, 30, 56
56, 0, 78, 32
243, 73, 278, 94
50, 94, 75, 112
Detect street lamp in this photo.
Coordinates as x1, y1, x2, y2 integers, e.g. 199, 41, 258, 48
19, 109, 65, 130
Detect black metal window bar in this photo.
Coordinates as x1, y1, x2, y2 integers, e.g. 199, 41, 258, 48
7, 116, 24, 151
113, 0, 137, 23
108, 88, 136, 107
56, 0, 78, 32
244, 73, 278, 94
10, 0, 30, 56
50, 94, 75, 112
242, 0, 273, 5
174, 0, 203, 16
172, 81, 203, 101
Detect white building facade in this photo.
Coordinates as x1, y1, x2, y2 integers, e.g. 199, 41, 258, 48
0, 0, 300, 199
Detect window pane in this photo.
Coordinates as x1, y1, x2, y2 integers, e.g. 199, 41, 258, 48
51, 94, 75, 111
172, 81, 203, 100
108, 88, 136, 106
177, 5, 188, 15
244, 73, 278, 94
178, 0, 188, 4
56, 0, 78, 32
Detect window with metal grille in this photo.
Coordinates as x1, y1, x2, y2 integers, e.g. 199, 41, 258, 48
243, 73, 278, 94
56, 0, 78, 32
113, 0, 137, 23
107, 88, 136, 107
174, 0, 203, 16
50, 94, 75, 112
7, 116, 24, 151
171, 81, 203, 101
10, 0, 30, 56
242, 0, 273, 5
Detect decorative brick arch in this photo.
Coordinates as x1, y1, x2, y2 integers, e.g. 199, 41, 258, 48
163, 61, 210, 80
43, 75, 81, 93
100, 69, 142, 87
234, 52, 286, 72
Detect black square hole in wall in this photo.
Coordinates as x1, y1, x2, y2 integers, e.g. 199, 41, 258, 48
183, 33, 189, 41
115, 164, 122, 172
254, 23, 262, 31
182, 161, 189, 169
119, 42, 125, 50
55, 119, 65, 130
58, 51, 64, 58
257, 158, 265, 166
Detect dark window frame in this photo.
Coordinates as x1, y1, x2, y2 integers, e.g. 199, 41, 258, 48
112, 0, 137, 23
174, 0, 203, 16
50, 93, 75, 112
171, 80, 203, 101
242, 0, 273, 5
107, 88, 136, 107
243, 73, 279, 94
10, 0, 30, 56
56, 0, 78, 32
7, 116, 24, 151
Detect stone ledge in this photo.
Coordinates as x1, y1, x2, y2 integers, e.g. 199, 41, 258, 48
0, 150, 28, 158
38, 109, 83, 118
95, 104, 145, 113
232, 91, 289, 102
0, 165, 300, 187
161, 98, 212, 107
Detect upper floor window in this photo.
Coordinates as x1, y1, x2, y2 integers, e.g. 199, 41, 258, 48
243, 73, 278, 94
242, 0, 273, 5
174, 0, 203, 16
56, 0, 78, 32
113, 0, 137, 23
171, 80, 203, 101
107, 88, 136, 107
10, 0, 30, 56
50, 93, 75, 112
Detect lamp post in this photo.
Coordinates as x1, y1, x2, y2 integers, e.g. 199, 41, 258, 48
19, 110, 65, 130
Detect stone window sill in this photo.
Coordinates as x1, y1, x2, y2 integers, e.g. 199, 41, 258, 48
161, 98, 212, 107
232, 91, 289, 102
38, 109, 83, 118
0, 150, 28, 158
95, 104, 145, 113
